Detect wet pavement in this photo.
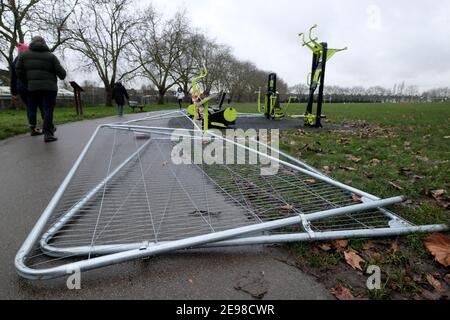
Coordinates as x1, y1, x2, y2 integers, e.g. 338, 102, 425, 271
0, 111, 332, 300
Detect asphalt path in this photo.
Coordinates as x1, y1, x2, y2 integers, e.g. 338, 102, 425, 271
0, 111, 332, 300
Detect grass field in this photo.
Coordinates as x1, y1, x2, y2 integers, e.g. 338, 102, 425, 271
234, 102, 450, 300
1, 101, 449, 299
0, 104, 179, 140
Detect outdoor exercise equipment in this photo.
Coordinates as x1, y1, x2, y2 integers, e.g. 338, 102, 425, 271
187, 68, 237, 130
300, 25, 347, 127
256, 73, 296, 120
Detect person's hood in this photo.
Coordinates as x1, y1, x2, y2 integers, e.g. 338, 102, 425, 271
29, 37, 50, 52
17, 43, 29, 54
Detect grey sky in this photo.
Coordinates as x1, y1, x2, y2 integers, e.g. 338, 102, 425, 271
150, 0, 450, 91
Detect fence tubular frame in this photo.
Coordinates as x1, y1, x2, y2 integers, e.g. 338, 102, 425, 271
15, 111, 449, 280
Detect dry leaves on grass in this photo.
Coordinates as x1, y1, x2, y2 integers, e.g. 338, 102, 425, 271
362, 241, 376, 251
431, 189, 446, 199
337, 138, 351, 145
346, 154, 362, 163
369, 159, 381, 166
352, 194, 362, 203
426, 275, 446, 293
423, 233, 450, 267
322, 166, 333, 174
427, 189, 450, 209
344, 250, 366, 271
318, 243, 332, 252
304, 179, 318, 185
333, 240, 349, 251
416, 155, 431, 163
390, 240, 399, 254
280, 204, 294, 212
389, 181, 403, 191
339, 166, 357, 172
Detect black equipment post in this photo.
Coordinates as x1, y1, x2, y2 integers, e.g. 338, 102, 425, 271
306, 51, 319, 115
315, 42, 328, 128
266, 73, 277, 119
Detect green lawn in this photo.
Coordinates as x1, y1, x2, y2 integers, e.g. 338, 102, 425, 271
234, 102, 449, 300
0, 104, 179, 140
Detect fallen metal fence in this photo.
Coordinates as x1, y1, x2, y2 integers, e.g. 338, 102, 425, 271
15, 111, 448, 280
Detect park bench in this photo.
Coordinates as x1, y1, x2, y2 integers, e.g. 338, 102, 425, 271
129, 101, 145, 112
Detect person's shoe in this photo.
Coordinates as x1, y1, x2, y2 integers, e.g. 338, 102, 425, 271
52, 126, 57, 134
44, 134, 58, 143
31, 128, 44, 136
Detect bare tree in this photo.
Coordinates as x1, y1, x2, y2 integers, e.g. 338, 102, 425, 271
170, 32, 204, 102
0, 0, 76, 65
134, 11, 189, 104
67, 0, 144, 106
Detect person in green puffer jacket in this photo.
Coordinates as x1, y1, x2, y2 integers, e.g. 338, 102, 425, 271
16, 36, 67, 143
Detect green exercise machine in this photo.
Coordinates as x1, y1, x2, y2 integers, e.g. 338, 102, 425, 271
187, 68, 238, 130
300, 25, 347, 127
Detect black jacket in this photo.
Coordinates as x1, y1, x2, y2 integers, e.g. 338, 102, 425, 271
16, 38, 66, 92
112, 83, 129, 105
10, 57, 27, 96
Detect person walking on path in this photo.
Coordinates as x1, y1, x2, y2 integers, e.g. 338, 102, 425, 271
10, 43, 44, 136
16, 36, 66, 143
175, 87, 185, 110
112, 82, 129, 117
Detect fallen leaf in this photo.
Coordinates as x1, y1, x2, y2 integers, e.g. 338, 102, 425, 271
280, 204, 294, 212
188, 278, 194, 284
352, 194, 362, 203
337, 138, 351, 145
423, 233, 450, 267
346, 154, 362, 163
369, 159, 381, 166
305, 179, 317, 185
390, 240, 399, 254
344, 250, 365, 271
339, 166, 357, 172
331, 286, 355, 300
289, 140, 297, 146
404, 141, 411, 147
426, 275, 446, 293
364, 172, 374, 179
362, 241, 376, 251
444, 136, 450, 139
333, 240, 349, 250
431, 189, 446, 199
318, 243, 332, 252
389, 181, 403, 191
367, 251, 383, 262
322, 166, 333, 174
423, 134, 431, 140
416, 155, 430, 163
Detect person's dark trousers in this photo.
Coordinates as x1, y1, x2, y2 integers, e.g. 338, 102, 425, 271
178, 99, 183, 109
20, 88, 43, 128
29, 91, 57, 136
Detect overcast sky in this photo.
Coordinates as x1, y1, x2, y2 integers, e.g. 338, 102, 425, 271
149, 0, 450, 91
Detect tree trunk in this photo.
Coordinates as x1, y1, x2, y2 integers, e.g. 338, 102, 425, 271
157, 90, 165, 105
105, 86, 113, 106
